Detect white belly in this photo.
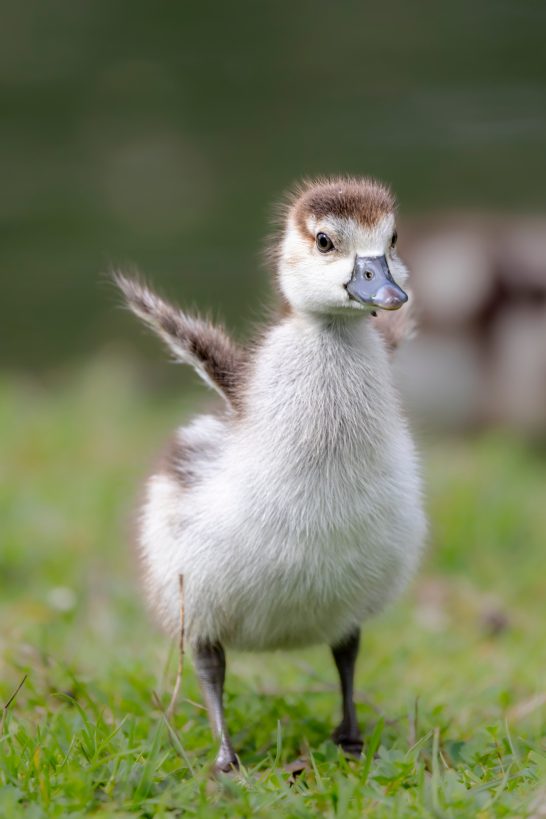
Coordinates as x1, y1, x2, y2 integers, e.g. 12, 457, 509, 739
139, 318, 426, 650
141, 419, 425, 651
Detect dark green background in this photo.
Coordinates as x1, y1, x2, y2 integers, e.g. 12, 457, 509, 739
2, 0, 545, 371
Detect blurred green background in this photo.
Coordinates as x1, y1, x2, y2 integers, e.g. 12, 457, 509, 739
2, 0, 545, 373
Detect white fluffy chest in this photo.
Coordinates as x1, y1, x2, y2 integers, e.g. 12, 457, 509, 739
141, 316, 426, 650
233, 318, 412, 528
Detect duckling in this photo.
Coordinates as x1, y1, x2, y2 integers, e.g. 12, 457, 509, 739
115, 176, 426, 773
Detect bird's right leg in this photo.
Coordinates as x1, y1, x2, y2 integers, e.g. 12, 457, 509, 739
331, 629, 363, 756
193, 641, 239, 773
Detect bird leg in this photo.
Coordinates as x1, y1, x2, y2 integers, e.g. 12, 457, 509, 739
330, 628, 363, 756
193, 641, 239, 773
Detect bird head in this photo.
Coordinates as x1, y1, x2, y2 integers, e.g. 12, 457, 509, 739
272, 176, 409, 317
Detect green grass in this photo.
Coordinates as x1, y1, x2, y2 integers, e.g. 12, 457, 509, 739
1, 358, 546, 817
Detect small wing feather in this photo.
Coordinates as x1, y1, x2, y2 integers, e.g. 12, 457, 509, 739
113, 272, 246, 408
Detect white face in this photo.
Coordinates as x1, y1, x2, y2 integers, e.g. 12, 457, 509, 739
278, 212, 409, 316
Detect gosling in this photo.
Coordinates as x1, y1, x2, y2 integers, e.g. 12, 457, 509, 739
115, 176, 426, 772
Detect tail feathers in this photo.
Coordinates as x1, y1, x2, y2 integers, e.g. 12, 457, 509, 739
113, 272, 246, 408
372, 289, 417, 354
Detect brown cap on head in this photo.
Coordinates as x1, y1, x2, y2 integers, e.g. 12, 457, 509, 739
291, 176, 396, 239
265, 175, 397, 304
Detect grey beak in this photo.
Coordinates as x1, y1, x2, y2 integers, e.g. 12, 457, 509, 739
346, 255, 408, 311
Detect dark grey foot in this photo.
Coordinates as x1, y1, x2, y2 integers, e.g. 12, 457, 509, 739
332, 724, 363, 757
214, 748, 240, 774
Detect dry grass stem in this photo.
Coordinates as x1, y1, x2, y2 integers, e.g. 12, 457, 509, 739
166, 573, 185, 718
1, 674, 28, 735
507, 693, 546, 722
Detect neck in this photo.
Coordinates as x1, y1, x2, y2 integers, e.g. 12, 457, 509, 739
289, 309, 372, 344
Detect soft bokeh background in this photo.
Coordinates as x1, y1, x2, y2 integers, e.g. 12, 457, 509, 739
1, 2, 546, 814
2, 1, 546, 410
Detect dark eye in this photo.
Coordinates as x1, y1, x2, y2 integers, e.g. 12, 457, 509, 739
391, 230, 398, 249
316, 232, 334, 253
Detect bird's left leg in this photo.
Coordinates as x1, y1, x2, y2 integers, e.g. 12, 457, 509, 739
330, 628, 363, 756
193, 641, 239, 773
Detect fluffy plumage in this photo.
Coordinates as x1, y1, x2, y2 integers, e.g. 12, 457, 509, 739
293, 176, 396, 234
140, 317, 425, 650
114, 272, 246, 409
115, 175, 426, 769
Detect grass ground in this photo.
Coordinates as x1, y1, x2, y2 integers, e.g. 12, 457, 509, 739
1, 358, 545, 817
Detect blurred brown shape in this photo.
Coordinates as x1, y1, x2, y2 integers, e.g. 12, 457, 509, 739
480, 606, 510, 638
396, 215, 546, 433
